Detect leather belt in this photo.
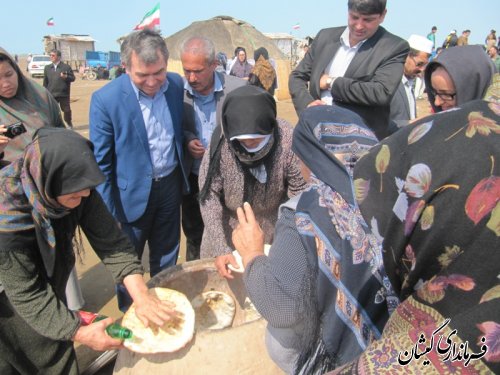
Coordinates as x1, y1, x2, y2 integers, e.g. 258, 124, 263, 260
152, 175, 166, 182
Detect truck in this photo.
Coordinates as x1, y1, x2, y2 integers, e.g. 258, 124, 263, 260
83, 50, 121, 80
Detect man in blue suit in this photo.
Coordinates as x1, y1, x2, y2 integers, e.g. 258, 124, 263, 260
89, 29, 188, 310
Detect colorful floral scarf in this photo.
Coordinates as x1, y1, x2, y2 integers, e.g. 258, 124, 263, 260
331, 93, 500, 373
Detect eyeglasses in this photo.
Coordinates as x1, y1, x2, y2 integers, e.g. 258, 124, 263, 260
410, 56, 427, 68
429, 89, 457, 101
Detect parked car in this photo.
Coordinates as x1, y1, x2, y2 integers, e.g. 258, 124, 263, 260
28, 55, 51, 78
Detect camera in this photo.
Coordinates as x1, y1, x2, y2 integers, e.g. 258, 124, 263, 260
4, 122, 27, 139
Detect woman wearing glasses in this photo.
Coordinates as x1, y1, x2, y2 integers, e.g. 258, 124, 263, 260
424, 45, 495, 113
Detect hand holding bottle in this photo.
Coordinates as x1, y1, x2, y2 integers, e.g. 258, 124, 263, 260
72, 316, 125, 351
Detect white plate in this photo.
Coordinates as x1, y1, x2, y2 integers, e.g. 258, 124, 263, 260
228, 244, 270, 273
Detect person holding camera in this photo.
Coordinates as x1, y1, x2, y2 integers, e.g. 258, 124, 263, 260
0, 47, 65, 162
43, 49, 76, 128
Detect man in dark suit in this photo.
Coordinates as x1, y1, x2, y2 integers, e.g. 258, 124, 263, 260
89, 29, 188, 311
43, 49, 75, 128
181, 36, 246, 261
289, 0, 409, 140
389, 34, 433, 134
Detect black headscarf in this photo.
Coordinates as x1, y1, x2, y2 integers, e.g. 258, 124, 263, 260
0, 128, 104, 276
254, 47, 270, 61
199, 85, 278, 203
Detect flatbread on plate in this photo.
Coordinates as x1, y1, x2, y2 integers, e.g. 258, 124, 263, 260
122, 287, 195, 354
191, 291, 235, 330
228, 244, 270, 273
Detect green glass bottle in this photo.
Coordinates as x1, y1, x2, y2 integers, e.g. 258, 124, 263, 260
78, 310, 133, 340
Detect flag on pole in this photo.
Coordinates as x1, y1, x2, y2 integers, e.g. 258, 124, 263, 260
46, 17, 55, 26
292, 23, 301, 30
133, 3, 160, 30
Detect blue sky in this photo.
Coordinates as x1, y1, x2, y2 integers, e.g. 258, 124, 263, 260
3, 0, 498, 55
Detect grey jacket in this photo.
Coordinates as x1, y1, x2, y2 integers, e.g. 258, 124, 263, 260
289, 26, 409, 140
182, 71, 247, 175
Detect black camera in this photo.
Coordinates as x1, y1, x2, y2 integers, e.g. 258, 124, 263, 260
5, 122, 27, 139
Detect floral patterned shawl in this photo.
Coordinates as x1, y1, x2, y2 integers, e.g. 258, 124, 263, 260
331, 82, 500, 373
291, 106, 393, 373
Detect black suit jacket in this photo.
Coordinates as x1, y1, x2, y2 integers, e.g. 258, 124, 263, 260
289, 26, 409, 140
43, 61, 75, 98
388, 81, 412, 134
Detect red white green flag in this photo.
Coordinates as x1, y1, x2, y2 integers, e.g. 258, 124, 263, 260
133, 3, 160, 30
46, 17, 55, 26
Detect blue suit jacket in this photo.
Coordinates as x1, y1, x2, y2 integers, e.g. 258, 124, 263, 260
89, 73, 188, 223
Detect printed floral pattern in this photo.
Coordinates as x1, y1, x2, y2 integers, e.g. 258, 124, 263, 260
345, 96, 500, 373
408, 120, 433, 145
477, 322, 500, 362
466, 112, 500, 138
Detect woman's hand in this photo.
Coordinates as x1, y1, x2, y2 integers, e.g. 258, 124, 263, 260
232, 202, 265, 268
123, 274, 180, 328
214, 254, 240, 279
72, 317, 124, 351
0, 125, 10, 154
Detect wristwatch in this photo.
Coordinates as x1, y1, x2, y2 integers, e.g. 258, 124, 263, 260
326, 76, 336, 90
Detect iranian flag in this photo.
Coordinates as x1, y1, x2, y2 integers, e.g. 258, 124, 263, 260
292, 23, 301, 30
133, 3, 160, 30
46, 17, 55, 26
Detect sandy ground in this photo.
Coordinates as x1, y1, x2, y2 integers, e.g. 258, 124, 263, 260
24, 65, 432, 373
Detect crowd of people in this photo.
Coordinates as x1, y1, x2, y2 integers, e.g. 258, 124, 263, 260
0, 0, 499, 373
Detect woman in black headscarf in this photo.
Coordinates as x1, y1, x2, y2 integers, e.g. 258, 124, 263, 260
232, 106, 392, 374
0, 128, 178, 374
198, 85, 306, 277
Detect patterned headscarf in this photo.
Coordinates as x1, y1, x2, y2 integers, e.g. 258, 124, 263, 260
334, 92, 499, 373
251, 55, 277, 93
291, 106, 393, 373
0, 128, 104, 277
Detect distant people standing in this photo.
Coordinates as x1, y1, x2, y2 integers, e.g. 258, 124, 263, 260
26, 53, 32, 72
248, 47, 277, 95
389, 34, 433, 133
485, 29, 497, 49
43, 50, 75, 128
215, 52, 228, 74
487, 46, 500, 72
442, 30, 458, 49
427, 26, 437, 51
457, 29, 471, 46
229, 47, 252, 80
